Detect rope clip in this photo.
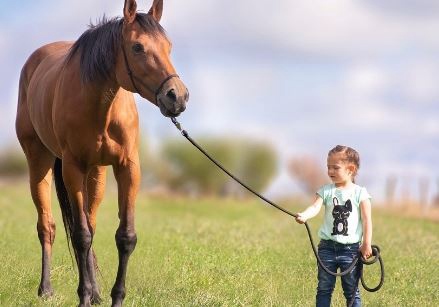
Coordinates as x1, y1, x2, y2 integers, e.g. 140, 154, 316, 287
171, 117, 188, 137
171, 117, 182, 131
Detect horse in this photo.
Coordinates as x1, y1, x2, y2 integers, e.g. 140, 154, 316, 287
15, 0, 189, 306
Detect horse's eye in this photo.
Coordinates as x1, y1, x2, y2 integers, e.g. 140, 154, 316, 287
132, 43, 144, 54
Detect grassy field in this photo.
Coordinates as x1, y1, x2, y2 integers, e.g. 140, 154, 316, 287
0, 181, 438, 306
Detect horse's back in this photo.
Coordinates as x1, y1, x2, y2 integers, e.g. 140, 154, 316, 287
16, 41, 73, 156
19, 42, 72, 95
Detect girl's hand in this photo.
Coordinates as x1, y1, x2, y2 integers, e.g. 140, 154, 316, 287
360, 243, 372, 259
295, 213, 307, 224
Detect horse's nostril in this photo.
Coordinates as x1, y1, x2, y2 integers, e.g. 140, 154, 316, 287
166, 89, 177, 101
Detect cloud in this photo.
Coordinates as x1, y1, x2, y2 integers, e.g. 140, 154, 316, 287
344, 65, 390, 97
1, 1, 438, 200
401, 60, 439, 104
364, 0, 439, 18
167, 0, 439, 59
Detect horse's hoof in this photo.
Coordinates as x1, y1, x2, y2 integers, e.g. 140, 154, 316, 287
111, 298, 123, 307
91, 293, 103, 305
38, 285, 54, 297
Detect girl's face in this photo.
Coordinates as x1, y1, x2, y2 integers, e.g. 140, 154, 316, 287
327, 153, 354, 187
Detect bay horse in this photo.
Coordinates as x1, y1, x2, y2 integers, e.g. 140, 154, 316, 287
15, 0, 188, 306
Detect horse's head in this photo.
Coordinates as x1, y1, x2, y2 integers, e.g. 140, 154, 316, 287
117, 0, 189, 117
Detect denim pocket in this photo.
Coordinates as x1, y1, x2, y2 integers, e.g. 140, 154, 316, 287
318, 239, 332, 249
341, 244, 360, 260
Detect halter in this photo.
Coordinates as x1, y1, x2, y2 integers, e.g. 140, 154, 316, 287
121, 35, 179, 104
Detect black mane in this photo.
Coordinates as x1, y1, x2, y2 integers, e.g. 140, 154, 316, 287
66, 13, 167, 84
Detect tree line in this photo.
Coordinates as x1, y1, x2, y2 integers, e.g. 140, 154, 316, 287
0, 136, 278, 197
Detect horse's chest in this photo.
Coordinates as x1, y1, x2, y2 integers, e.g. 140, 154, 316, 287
58, 99, 139, 166
92, 134, 129, 164
69, 130, 133, 167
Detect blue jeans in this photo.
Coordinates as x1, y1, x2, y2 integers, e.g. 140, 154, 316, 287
316, 239, 361, 307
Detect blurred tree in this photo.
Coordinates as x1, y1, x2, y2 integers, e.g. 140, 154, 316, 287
418, 177, 429, 211
160, 137, 278, 197
137, 135, 179, 195
138, 135, 157, 187
385, 175, 397, 206
0, 147, 28, 176
288, 155, 327, 195
433, 178, 439, 208
232, 142, 278, 196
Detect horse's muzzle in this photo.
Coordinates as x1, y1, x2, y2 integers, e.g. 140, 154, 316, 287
157, 84, 189, 117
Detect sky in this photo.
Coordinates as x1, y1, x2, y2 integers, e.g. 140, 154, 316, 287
1, 0, 438, 202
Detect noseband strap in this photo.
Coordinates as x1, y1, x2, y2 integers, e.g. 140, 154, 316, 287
155, 74, 179, 97
121, 39, 179, 104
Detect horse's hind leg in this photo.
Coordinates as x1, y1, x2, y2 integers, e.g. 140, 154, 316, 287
15, 63, 55, 296
61, 157, 94, 307
16, 99, 56, 297
19, 137, 56, 296
86, 166, 107, 305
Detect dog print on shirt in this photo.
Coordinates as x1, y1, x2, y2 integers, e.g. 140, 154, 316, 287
331, 197, 352, 236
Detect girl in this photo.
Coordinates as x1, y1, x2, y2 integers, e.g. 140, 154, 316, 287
295, 145, 372, 307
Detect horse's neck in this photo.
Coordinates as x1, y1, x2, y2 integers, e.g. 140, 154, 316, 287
87, 77, 121, 106
101, 86, 119, 105
81, 81, 118, 123
87, 81, 136, 127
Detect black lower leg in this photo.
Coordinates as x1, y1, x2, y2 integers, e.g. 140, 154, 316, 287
37, 221, 56, 297
87, 249, 102, 305
111, 228, 137, 307
73, 228, 93, 307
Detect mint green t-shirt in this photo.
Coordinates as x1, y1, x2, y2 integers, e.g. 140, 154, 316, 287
317, 183, 371, 244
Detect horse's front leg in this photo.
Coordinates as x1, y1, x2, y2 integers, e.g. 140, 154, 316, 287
86, 166, 107, 305
111, 157, 140, 307
62, 158, 94, 307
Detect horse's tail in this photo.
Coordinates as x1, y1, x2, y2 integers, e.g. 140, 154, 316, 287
53, 158, 77, 263
53, 158, 100, 274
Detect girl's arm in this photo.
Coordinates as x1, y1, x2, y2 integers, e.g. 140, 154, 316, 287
295, 195, 323, 224
359, 198, 373, 258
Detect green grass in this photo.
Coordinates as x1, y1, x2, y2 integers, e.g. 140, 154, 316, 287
0, 182, 438, 306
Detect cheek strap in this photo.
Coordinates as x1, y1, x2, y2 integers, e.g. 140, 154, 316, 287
121, 38, 179, 104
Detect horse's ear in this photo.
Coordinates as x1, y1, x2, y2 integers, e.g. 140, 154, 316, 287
148, 0, 163, 22
124, 0, 137, 24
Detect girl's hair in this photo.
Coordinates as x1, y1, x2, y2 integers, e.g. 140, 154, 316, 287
328, 145, 360, 181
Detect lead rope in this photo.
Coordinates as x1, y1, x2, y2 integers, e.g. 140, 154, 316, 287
170, 117, 384, 306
